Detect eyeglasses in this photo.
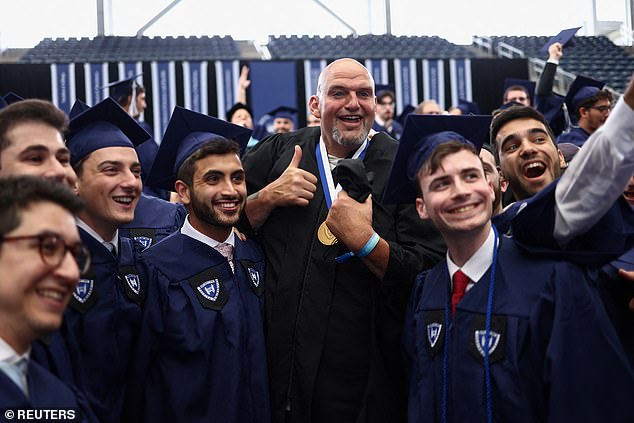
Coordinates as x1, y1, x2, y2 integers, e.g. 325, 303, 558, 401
587, 105, 612, 113
507, 96, 528, 103
1, 231, 91, 274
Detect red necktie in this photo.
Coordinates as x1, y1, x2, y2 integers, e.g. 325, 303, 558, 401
451, 270, 470, 316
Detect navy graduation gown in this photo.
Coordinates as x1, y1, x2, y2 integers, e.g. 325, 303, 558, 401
126, 231, 270, 423
403, 237, 634, 423
0, 360, 94, 422
120, 193, 187, 251
61, 229, 144, 423
557, 126, 590, 147
495, 179, 634, 267
372, 119, 404, 140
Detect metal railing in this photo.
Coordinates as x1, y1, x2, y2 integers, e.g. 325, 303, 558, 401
496, 42, 525, 59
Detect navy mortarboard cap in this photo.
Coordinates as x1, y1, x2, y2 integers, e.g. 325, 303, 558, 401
226, 102, 253, 122
537, 93, 567, 136
3, 92, 24, 105
496, 100, 527, 112
396, 104, 416, 126
66, 97, 151, 166
69, 99, 90, 119
564, 75, 605, 112
539, 27, 582, 54
503, 78, 535, 103
457, 99, 480, 115
557, 142, 580, 163
145, 106, 252, 191
382, 114, 492, 204
103, 73, 142, 101
269, 106, 298, 120
0, 97, 7, 110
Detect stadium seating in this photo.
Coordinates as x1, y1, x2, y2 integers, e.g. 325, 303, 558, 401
481, 35, 634, 92
266, 34, 476, 59
19, 35, 240, 63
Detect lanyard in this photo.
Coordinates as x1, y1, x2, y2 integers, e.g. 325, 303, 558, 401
315, 137, 369, 209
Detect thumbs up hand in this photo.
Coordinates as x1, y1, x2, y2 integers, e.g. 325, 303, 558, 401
262, 145, 318, 208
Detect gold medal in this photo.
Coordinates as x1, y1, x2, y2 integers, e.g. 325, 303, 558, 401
317, 221, 338, 245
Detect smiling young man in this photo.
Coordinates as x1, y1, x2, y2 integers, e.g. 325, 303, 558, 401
0, 176, 93, 414
124, 107, 268, 423
491, 106, 565, 202
491, 76, 634, 364
390, 116, 634, 423
242, 58, 444, 423
61, 97, 150, 423
0, 99, 77, 188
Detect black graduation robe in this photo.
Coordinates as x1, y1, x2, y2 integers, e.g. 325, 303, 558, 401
242, 126, 445, 423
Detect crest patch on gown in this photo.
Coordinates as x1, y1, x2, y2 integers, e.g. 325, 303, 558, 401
239, 259, 265, 297
129, 228, 156, 251
70, 273, 97, 313
427, 322, 443, 349
423, 310, 446, 356
189, 267, 229, 311
125, 273, 141, 295
248, 268, 260, 287
198, 279, 220, 302
73, 278, 94, 304
119, 265, 145, 305
474, 330, 501, 357
468, 314, 506, 364
134, 236, 153, 250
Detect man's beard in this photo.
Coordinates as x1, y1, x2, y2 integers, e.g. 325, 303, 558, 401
190, 189, 244, 228
332, 125, 370, 148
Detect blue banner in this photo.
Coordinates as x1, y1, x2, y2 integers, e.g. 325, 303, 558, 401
50, 63, 75, 114
183, 61, 208, 114
83, 63, 108, 106
250, 61, 298, 127
394, 58, 418, 114
214, 60, 239, 120
151, 61, 176, 141
450, 58, 472, 107
423, 59, 445, 109
365, 59, 388, 85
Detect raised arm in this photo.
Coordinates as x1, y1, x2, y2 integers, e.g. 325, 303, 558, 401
554, 73, 634, 245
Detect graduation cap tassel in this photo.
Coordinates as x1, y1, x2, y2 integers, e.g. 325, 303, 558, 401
442, 305, 450, 423
562, 103, 573, 134
484, 224, 499, 423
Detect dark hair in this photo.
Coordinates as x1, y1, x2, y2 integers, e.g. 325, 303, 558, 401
0, 99, 68, 154
576, 90, 614, 118
489, 105, 556, 163
503, 85, 529, 102
416, 141, 478, 197
177, 138, 241, 187
0, 175, 84, 239
226, 102, 253, 123
377, 90, 396, 103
